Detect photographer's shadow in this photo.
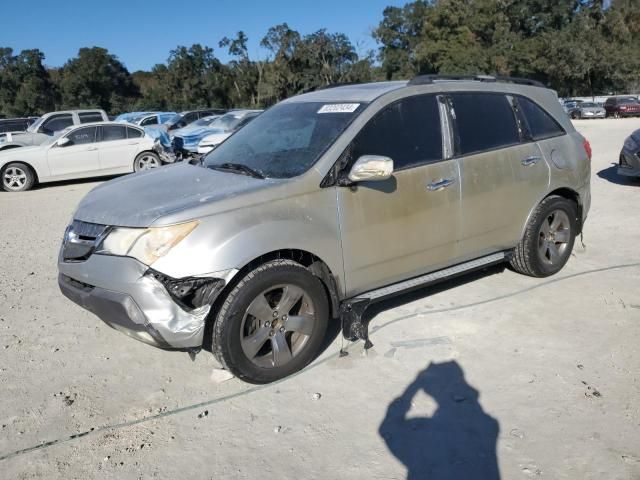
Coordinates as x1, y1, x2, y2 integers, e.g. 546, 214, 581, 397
379, 361, 500, 479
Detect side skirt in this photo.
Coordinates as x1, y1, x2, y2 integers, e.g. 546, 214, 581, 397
339, 251, 509, 349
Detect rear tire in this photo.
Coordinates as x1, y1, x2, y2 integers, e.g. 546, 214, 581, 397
510, 196, 577, 277
1, 162, 35, 192
134, 152, 161, 172
212, 260, 329, 384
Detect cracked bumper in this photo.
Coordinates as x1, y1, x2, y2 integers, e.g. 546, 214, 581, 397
58, 254, 221, 350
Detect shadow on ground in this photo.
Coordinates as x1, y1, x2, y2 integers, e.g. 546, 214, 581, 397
379, 361, 500, 479
597, 164, 640, 185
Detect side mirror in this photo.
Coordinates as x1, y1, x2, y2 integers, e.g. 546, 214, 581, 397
348, 155, 394, 183
56, 137, 71, 147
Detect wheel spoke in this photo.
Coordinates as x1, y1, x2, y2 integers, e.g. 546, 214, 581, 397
271, 332, 292, 366
241, 326, 271, 359
540, 218, 551, 235
549, 213, 563, 232
246, 293, 274, 323
547, 243, 561, 262
554, 228, 570, 243
284, 314, 314, 336
276, 285, 304, 314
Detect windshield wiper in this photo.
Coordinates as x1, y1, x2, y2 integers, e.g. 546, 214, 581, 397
210, 162, 265, 179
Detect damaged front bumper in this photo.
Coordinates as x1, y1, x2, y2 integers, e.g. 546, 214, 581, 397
58, 253, 226, 349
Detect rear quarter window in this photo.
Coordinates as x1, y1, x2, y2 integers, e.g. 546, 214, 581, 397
516, 97, 565, 141
451, 93, 520, 155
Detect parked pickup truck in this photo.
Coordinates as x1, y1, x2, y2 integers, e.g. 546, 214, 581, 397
0, 109, 108, 151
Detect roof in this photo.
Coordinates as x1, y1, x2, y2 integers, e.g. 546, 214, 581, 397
284, 81, 408, 104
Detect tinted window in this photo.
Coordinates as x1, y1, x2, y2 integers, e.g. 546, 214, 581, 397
516, 97, 565, 141
67, 126, 97, 145
452, 93, 519, 155
102, 125, 127, 141
351, 95, 442, 170
182, 112, 198, 123
42, 114, 74, 134
78, 112, 104, 123
127, 127, 143, 138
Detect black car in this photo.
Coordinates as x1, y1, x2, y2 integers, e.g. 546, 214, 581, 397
0, 117, 39, 134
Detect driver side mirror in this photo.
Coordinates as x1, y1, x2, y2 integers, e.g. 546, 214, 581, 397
347, 155, 394, 183
56, 137, 71, 147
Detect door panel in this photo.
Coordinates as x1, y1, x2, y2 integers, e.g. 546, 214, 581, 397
338, 159, 461, 297
99, 125, 141, 173
46, 127, 101, 179
457, 143, 547, 259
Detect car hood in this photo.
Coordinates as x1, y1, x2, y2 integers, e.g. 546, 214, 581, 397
73, 162, 281, 228
581, 106, 604, 113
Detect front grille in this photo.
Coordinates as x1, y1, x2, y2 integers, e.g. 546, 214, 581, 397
63, 220, 109, 262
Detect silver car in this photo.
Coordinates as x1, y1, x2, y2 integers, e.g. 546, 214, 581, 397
58, 76, 591, 383
569, 102, 606, 119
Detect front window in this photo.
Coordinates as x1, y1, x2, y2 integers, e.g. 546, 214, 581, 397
619, 97, 639, 104
203, 102, 365, 179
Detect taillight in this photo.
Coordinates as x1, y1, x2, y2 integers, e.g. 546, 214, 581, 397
583, 137, 592, 162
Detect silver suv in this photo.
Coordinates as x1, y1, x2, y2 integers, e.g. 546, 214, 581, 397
58, 76, 591, 384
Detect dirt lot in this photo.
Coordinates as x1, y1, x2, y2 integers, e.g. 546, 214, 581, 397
1, 118, 639, 479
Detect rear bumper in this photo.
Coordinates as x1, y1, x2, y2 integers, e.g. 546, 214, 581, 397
58, 254, 219, 350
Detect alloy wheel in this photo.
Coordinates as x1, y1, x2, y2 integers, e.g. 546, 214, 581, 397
240, 284, 316, 368
537, 209, 571, 266
136, 155, 160, 171
2, 166, 28, 191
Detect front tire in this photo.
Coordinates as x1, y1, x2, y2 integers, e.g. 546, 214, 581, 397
134, 152, 161, 172
1, 162, 35, 192
510, 196, 577, 277
212, 260, 329, 384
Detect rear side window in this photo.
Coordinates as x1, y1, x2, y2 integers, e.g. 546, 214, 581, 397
351, 95, 442, 170
127, 127, 143, 138
451, 93, 519, 155
78, 112, 104, 124
516, 97, 565, 141
101, 125, 127, 141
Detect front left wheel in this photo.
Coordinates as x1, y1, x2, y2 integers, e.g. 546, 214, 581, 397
212, 260, 329, 384
1, 163, 35, 192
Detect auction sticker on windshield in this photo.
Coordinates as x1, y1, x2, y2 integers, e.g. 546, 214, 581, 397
317, 103, 360, 114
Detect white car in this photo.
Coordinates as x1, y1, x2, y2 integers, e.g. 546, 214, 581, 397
197, 110, 262, 154
1, 122, 165, 192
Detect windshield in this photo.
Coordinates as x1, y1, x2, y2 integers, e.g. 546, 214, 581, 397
26, 117, 44, 133
208, 113, 249, 132
193, 116, 220, 127
619, 97, 639, 104
581, 102, 597, 108
203, 102, 365, 179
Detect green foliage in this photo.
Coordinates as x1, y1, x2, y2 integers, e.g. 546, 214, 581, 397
1, 1, 639, 118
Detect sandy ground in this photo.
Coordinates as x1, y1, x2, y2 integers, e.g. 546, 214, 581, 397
0, 118, 639, 480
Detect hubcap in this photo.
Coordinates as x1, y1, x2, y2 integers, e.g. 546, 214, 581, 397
3, 167, 27, 191
240, 284, 315, 368
137, 155, 159, 171
538, 209, 571, 266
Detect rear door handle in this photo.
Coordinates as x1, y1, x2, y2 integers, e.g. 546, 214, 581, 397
427, 178, 455, 191
522, 156, 541, 166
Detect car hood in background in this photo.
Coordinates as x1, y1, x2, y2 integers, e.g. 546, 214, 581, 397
580, 106, 605, 113
73, 162, 279, 228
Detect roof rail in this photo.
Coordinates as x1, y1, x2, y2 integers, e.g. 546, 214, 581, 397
408, 74, 546, 88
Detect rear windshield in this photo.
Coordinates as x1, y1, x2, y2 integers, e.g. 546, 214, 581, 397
203, 102, 365, 178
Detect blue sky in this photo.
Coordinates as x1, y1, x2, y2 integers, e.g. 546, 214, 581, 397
3, 0, 407, 72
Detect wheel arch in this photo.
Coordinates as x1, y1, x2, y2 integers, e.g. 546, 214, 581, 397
520, 187, 582, 241
202, 248, 340, 352
1, 160, 40, 185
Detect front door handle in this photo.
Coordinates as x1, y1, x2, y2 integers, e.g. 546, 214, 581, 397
522, 156, 541, 166
427, 178, 455, 191
86, 146, 98, 151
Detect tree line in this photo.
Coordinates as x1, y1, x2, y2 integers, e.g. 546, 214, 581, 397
1, 0, 638, 117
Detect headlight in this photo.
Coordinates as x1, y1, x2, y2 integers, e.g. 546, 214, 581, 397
97, 221, 198, 266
